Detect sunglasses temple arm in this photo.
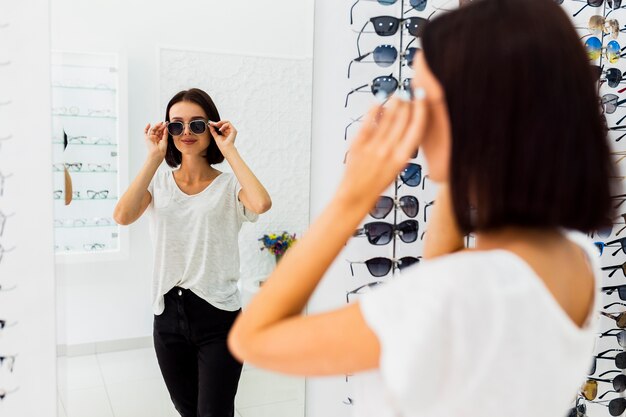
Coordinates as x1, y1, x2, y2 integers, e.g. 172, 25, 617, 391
618, 114, 626, 125
349, 0, 359, 25
573, 3, 587, 18
356, 21, 368, 57
345, 84, 368, 107
348, 52, 371, 78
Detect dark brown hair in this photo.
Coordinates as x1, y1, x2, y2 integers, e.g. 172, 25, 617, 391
164, 88, 225, 168
421, 0, 615, 234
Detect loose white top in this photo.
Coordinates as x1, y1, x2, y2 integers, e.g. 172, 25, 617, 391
148, 170, 257, 314
354, 232, 599, 417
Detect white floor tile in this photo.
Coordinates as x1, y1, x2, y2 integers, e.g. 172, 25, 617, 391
97, 347, 162, 386
57, 355, 106, 395
238, 400, 304, 417
106, 377, 179, 417
64, 386, 114, 417
235, 369, 304, 409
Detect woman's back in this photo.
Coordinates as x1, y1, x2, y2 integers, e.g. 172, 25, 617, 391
353, 231, 598, 417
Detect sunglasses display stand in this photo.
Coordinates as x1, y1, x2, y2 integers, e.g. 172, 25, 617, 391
50, 50, 129, 263
343, 0, 444, 410
562, 1, 626, 416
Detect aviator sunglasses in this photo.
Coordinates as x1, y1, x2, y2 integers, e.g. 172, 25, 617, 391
166, 120, 223, 136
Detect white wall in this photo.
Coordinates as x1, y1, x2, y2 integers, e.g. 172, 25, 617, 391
51, 0, 315, 346
0, 1, 57, 416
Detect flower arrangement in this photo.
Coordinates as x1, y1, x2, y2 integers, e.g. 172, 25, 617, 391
259, 231, 297, 258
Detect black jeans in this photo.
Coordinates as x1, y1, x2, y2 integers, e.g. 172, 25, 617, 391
154, 287, 243, 417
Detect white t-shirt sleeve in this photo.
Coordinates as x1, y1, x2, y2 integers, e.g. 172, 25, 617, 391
233, 175, 259, 223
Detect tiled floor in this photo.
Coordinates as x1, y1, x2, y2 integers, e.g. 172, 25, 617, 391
56, 347, 305, 417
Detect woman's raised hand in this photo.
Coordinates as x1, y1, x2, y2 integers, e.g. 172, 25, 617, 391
144, 122, 168, 161
339, 91, 428, 211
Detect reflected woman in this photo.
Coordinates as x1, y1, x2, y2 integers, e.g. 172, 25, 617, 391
114, 88, 271, 417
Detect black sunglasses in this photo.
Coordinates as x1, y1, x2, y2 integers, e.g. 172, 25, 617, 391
590, 349, 626, 375
350, 0, 428, 24
353, 219, 419, 245
599, 328, 626, 347
602, 238, 626, 256
356, 15, 431, 56
604, 285, 626, 301
348, 256, 421, 277
574, 0, 623, 18
603, 262, 626, 276
166, 120, 222, 136
592, 396, 626, 416
397, 162, 422, 188
348, 45, 419, 78
370, 195, 419, 219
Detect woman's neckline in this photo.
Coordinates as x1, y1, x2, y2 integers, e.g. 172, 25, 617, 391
170, 169, 224, 197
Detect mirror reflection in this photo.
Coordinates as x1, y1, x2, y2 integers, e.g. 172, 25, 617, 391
51, 1, 314, 417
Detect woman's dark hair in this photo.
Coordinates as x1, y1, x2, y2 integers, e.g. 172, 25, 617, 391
421, 0, 616, 234
164, 88, 225, 168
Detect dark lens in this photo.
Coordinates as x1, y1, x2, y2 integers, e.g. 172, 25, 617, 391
609, 398, 626, 416
607, 68, 623, 88
399, 196, 419, 218
372, 45, 397, 67
616, 352, 626, 369
609, 0, 622, 8
364, 222, 393, 245
591, 0, 605, 5
370, 196, 394, 219
189, 120, 207, 134
405, 47, 418, 67
619, 287, 626, 301
400, 163, 422, 187
410, 0, 427, 11
365, 257, 393, 277
370, 16, 400, 36
167, 122, 184, 136
618, 330, 626, 347
614, 374, 626, 392
397, 220, 418, 243
398, 256, 420, 270
404, 17, 428, 37
378, 0, 397, 4
619, 313, 626, 328
371, 76, 399, 98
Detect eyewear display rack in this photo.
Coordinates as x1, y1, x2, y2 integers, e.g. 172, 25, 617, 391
562, 0, 626, 416
50, 50, 129, 263
343, 0, 441, 409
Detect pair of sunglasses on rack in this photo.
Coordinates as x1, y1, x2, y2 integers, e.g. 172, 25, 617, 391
345, 75, 412, 107
348, 45, 419, 78
348, 256, 421, 277
601, 309, 626, 328
602, 94, 626, 114
574, 0, 624, 18
592, 65, 626, 89
592, 397, 626, 416
590, 349, 626, 375
356, 13, 433, 56
350, 0, 427, 24
582, 371, 626, 401
353, 220, 418, 245
604, 285, 626, 301
578, 15, 626, 40
165, 120, 222, 136
585, 37, 626, 64
370, 195, 419, 219
599, 328, 626, 347
597, 238, 626, 256
346, 281, 383, 303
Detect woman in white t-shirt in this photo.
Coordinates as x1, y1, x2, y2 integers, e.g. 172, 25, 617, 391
114, 88, 271, 417
228, 1, 616, 416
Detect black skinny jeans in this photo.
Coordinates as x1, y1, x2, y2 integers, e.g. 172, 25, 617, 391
154, 287, 243, 417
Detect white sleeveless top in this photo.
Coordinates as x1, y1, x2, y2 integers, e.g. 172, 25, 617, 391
354, 231, 599, 417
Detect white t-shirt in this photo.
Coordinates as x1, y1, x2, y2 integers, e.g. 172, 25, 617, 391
354, 231, 599, 417
147, 169, 258, 314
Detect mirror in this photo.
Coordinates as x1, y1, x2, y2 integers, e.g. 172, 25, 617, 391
51, 2, 314, 417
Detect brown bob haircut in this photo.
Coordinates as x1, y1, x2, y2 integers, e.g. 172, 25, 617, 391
164, 88, 225, 168
421, 0, 616, 234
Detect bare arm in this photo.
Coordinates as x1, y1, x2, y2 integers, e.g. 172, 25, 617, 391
422, 184, 465, 259
113, 123, 167, 225
228, 95, 427, 375
209, 121, 271, 214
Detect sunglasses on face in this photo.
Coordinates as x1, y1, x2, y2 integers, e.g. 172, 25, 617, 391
590, 349, 626, 375
349, 0, 428, 24
574, 0, 623, 18
346, 281, 384, 303
345, 75, 412, 107
356, 15, 430, 57
586, 38, 626, 64
166, 120, 212, 136
348, 45, 419, 78
353, 220, 419, 245
348, 256, 421, 277
370, 195, 419, 219
582, 372, 626, 401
